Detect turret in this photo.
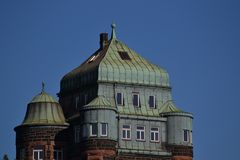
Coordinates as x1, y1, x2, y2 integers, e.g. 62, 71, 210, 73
14, 83, 69, 160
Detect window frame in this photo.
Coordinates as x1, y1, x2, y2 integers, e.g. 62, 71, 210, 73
183, 129, 190, 142
100, 123, 108, 137
116, 92, 124, 106
53, 149, 63, 160
90, 123, 98, 137
149, 95, 156, 108
136, 126, 145, 141
150, 127, 160, 142
33, 149, 44, 160
74, 125, 80, 143
132, 93, 140, 107
122, 125, 131, 140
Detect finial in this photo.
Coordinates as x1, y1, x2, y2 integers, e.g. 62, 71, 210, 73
41, 81, 45, 93
111, 23, 117, 40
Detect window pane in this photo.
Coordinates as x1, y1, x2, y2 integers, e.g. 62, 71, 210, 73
149, 96, 155, 108
92, 123, 98, 135
137, 131, 140, 139
101, 123, 107, 136
34, 151, 38, 160
137, 126, 144, 130
155, 132, 159, 141
151, 132, 154, 141
123, 130, 126, 138
184, 130, 188, 141
117, 93, 123, 105
133, 94, 139, 106
54, 151, 57, 159
39, 150, 43, 159
127, 130, 130, 139
141, 132, 145, 140
123, 125, 130, 129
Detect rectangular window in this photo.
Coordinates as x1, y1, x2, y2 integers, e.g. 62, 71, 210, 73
116, 92, 124, 105
149, 96, 156, 108
74, 126, 80, 143
118, 51, 131, 60
33, 149, 43, 160
54, 149, 63, 160
84, 94, 88, 105
122, 125, 131, 140
75, 96, 79, 109
100, 123, 108, 136
90, 123, 98, 136
133, 93, 140, 107
184, 130, 189, 142
19, 148, 25, 160
136, 126, 145, 141
150, 127, 159, 142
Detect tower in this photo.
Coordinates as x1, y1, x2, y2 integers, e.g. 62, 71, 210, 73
58, 24, 193, 160
14, 84, 69, 160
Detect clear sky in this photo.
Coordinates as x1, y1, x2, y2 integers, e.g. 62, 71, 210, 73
0, 0, 240, 159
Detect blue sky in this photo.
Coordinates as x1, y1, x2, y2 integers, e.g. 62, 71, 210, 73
0, 0, 240, 159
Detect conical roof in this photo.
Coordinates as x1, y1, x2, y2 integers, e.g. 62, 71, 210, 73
21, 84, 68, 126
60, 24, 170, 93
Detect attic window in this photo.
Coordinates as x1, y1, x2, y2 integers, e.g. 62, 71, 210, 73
88, 55, 98, 63
118, 51, 131, 60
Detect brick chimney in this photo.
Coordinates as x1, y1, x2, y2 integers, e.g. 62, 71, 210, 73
100, 33, 108, 49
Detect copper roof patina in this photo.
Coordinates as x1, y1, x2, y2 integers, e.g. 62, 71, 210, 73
21, 83, 68, 126
60, 24, 170, 93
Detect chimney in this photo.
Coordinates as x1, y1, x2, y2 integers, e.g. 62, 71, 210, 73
100, 33, 108, 49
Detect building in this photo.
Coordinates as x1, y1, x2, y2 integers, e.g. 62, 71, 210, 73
15, 24, 193, 160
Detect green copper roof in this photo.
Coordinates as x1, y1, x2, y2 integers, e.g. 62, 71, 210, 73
21, 85, 68, 126
81, 96, 117, 111
159, 100, 182, 113
60, 24, 170, 92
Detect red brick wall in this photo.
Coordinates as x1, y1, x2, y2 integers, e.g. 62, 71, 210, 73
15, 125, 68, 160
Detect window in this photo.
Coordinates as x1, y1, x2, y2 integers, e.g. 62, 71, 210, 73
183, 130, 189, 142
33, 149, 43, 160
90, 123, 98, 136
75, 96, 79, 109
74, 126, 80, 143
149, 96, 156, 108
54, 149, 63, 160
88, 55, 98, 63
133, 93, 140, 107
122, 125, 131, 140
136, 126, 145, 141
100, 123, 108, 136
150, 128, 159, 142
118, 51, 131, 60
19, 148, 25, 160
116, 92, 124, 105
84, 94, 88, 105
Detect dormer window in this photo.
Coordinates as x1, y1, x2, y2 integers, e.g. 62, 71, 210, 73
118, 51, 131, 60
116, 92, 124, 105
88, 55, 98, 63
133, 93, 140, 107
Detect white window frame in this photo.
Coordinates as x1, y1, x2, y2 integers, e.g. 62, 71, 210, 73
133, 93, 140, 107
183, 129, 190, 142
149, 95, 156, 108
150, 127, 160, 142
116, 92, 124, 105
136, 126, 145, 141
53, 149, 63, 160
90, 123, 98, 137
33, 149, 43, 160
100, 123, 108, 137
122, 125, 131, 140
74, 126, 80, 143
